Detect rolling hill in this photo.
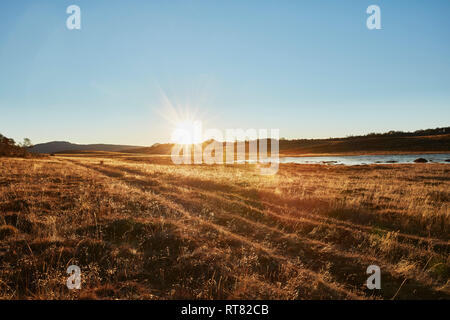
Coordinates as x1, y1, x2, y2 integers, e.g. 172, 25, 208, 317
28, 127, 450, 155
30, 141, 142, 154
125, 127, 450, 156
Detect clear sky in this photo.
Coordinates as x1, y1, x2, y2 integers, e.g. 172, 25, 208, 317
1, 0, 449, 145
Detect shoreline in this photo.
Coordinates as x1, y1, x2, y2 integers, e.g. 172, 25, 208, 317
279, 150, 450, 158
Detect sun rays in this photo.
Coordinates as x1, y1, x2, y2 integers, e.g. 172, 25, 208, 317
156, 88, 209, 145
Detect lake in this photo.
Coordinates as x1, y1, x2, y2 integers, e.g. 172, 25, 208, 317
258, 153, 450, 165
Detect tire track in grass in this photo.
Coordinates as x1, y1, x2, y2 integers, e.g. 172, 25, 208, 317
66, 159, 362, 299
69, 159, 450, 299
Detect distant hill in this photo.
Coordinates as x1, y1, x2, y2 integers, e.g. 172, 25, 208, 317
279, 133, 450, 155
124, 143, 174, 155
28, 127, 450, 155
30, 141, 142, 154
278, 127, 450, 154
125, 127, 450, 155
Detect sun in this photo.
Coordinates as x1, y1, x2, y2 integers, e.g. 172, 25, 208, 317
156, 90, 210, 145
171, 119, 203, 145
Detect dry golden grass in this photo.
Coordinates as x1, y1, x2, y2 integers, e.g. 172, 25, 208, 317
0, 154, 449, 299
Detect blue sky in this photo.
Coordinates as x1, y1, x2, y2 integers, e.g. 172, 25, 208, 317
1, 0, 449, 145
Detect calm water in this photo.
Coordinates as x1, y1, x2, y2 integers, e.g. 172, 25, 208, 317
258, 153, 450, 166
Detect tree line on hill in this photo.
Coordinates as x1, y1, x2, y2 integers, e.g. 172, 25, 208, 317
347, 127, 448, 139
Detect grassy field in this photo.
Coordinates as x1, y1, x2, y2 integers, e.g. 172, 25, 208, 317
0, 153, 449, 299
